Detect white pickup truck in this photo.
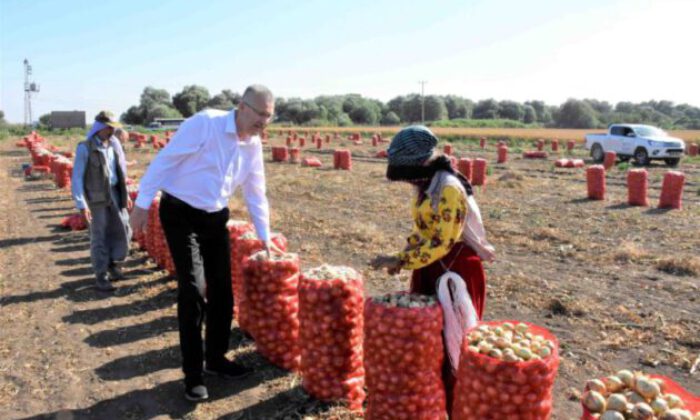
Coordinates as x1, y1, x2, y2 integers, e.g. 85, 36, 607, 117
585, 124, 686, 166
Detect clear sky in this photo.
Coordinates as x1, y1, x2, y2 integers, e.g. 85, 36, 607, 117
1, 0, 698, 123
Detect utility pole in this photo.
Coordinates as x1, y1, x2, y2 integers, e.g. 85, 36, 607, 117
418, 80, 427, 124
23, 59, 40, 127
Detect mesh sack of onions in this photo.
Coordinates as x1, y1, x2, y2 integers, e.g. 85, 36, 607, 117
226, 220, 254, 320
299, 265, 365, 411
364, 292, 446, 420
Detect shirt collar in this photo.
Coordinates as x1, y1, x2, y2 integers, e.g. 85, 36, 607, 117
92, 134, 112, 148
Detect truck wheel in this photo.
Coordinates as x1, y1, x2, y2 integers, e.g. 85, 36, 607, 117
591, 144, 604, 162
664, 158, 680, 167
634, 148, 650, 166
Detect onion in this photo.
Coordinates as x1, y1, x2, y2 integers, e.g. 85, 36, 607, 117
635, 376, 661, 400
586, 379, 607, 394
665, 394, 684, 409
600, 410, 625, 420
606, 393, 627, 412
661, 409, 693, 420
651, 397, 669, 415
606, 376, 625, 393
582, 390, 607, 413
631, 402, 654, 419
616, 369, 635, 388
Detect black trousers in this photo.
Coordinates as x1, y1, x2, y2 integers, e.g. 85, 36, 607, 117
159, 192, 233, 379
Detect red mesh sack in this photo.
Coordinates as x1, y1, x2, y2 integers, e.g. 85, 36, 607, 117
364, 292, 446, 420
334, 150, 352, 170
301, 157, 322, 167
555, 159, 569, 168
523, 151, 548, 159
567, 159, 585, 168
60, 214, 87, 231
243, 252, 301, 371
286, 136, 293, 146
452, 320, 560, 420
299, 137, 306, 147
472, 158, 487, 187
226, 220, 254, 319
443, 144, 453, 156
234, 232, 288, 332
658, 171, 685, 210
567, 140, 576, 151
497, 146, 508, 164
299, 265, 365, 411
551, 139, 559, 152
480, 137, 486, 149
580, 373, 700, 420
458, 158, 473, 182
375, 150, 388, 159
272, 146, 289, 162
372, 135, 379, 147
689, 143, 698, 156
536, 139, 545, 151
603, 151, 617, 170
289, 147, 301, 163
627, 168, 649, 207
316, 138, 323, 149
587, 165, 606, 200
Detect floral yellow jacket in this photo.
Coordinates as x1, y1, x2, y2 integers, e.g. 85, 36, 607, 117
397, 185, 468, 270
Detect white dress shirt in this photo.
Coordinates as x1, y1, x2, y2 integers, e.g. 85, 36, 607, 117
135, 109, 270, 241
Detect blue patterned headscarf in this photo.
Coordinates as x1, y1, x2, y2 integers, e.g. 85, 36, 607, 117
387, 125, 438, 166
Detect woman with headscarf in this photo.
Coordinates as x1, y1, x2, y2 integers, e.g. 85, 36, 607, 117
370, 125, 495, 411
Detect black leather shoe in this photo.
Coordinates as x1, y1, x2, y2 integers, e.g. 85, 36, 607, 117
203, 359, 253, 379
184, 377, 208, 402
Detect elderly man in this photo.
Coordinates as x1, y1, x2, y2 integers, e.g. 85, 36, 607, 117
130, 85, 279, 401
71, 111, 133, 292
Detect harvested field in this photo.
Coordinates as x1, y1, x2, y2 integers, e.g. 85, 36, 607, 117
1, 131, 698, 419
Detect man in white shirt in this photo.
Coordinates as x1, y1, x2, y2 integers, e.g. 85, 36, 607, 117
130, 85, 278, 402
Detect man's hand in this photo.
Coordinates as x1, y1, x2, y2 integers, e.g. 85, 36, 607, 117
129, 206, 149, 234
80, 208, 92, 225
263, 240, 284, 258
369, 255, 402, 274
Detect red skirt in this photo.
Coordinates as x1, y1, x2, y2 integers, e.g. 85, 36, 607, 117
409, 242, 487, 415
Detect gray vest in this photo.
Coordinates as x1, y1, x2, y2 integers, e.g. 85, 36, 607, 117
80, 137, 127, 209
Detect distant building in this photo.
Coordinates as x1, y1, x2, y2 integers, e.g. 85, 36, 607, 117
50, 111, 86, 129
152, 117, 185, 129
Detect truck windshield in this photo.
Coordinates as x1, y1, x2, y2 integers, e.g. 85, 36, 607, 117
634, 126, 667, 137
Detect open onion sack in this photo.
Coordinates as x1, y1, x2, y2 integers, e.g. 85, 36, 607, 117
364, 292, 446, 420
452, 320, 560, 420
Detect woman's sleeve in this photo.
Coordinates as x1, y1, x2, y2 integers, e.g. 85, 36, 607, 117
396, 186, 468, 270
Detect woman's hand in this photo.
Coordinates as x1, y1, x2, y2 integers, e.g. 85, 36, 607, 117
370, 255, 402, 274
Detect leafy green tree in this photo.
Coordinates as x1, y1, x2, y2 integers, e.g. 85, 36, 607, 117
473, 99, 500, 119
173, 85, 210, 117
39, 113, 51, 127
424, 95, 448, 121
498, 100, 524, 120
523, 105, 537, 124
121, 106, 145, 125
381, 111, 401, 125
555, 99, 599, 128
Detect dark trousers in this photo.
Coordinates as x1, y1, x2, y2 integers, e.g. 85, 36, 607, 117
159, 193, 233, 380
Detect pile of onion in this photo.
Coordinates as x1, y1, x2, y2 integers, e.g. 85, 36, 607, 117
465, 322, 556, 362
582, 370, 699, 420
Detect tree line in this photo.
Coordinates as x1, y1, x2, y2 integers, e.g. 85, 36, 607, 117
118, 85, 700, 129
